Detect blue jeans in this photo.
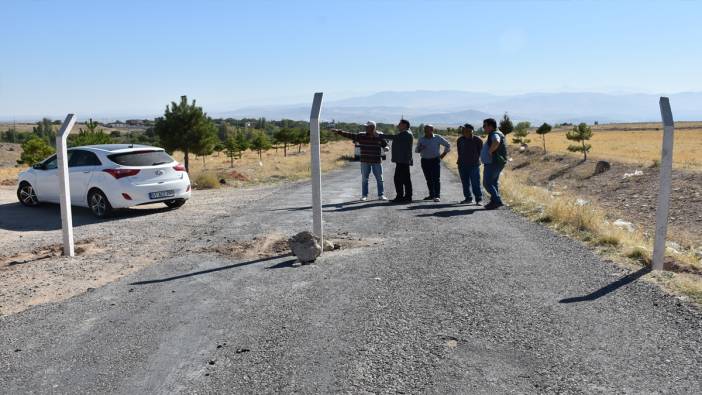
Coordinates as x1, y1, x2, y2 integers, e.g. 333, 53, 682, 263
482, 163, 504, 204
360, 162, 384, 197
458, 163, 482, 201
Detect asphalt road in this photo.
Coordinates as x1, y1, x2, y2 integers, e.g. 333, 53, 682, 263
1, 160, 700, 394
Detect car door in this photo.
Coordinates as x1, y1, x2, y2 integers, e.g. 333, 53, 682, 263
68, 150, 101, 206
33, 154, 60, 203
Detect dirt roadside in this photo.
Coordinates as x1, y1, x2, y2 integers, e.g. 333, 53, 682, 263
0, 184, 277, 316
509, 149, 702, 248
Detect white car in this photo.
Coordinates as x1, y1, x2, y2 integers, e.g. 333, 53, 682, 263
17, 144, 191, 218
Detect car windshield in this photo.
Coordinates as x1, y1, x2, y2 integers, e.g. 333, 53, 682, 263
107, 150, 174, 166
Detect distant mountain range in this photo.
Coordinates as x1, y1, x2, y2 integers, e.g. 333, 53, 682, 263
215, 90, 702, 125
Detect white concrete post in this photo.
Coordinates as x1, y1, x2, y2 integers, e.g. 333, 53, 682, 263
56, 114, 77, 257
652, 97, 675, 270
310, 92, 324, 250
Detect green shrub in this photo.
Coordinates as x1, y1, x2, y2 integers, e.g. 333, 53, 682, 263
597, 235, 620, 247
18, 137, 55, 165
193, 172, 221, 189
626, 247, 652, 265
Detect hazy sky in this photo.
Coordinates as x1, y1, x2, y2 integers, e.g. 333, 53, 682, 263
2, 0, 701, 119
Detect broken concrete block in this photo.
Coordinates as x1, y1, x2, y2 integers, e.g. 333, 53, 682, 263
288, 231, 322, 263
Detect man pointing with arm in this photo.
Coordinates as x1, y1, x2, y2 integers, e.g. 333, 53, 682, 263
332, 121, 388, 201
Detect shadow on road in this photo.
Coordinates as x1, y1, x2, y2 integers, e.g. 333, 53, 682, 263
0, 202, 170, 232
326, 201, 395, 212
130, 254, 293, 285
416, 209, 480, 218
403, 203, 464, 210
267, 259, 300, 269
269, 201, 364, 212
559, 266, 652, 303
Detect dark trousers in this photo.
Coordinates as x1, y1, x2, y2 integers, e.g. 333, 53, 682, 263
458, 163, 483, 201
420, 157, 441, 198
393, 163, 412, 199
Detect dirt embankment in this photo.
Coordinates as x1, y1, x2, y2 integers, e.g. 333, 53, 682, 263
0, 143, 21, 166
509, 149, 702, 248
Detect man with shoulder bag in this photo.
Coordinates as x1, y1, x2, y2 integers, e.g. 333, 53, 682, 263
480, 118, 507, 210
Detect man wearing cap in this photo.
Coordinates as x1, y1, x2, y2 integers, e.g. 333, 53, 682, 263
381, 119, 414, 203
332, 121, 388, 201
415, 124, 451, 202
456, 123, 483, 205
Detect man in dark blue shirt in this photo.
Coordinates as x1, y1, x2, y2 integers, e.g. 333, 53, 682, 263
456, 123, 483, 204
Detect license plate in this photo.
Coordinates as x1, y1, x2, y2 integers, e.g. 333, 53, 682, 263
149, 190, 175, 199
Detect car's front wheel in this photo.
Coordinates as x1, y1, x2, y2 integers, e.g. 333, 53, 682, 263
17, 182, 40, 207
88, 189, 113, 218
164, 198, 186, 209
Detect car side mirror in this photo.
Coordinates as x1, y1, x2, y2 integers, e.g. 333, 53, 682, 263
32, 163, 45, 170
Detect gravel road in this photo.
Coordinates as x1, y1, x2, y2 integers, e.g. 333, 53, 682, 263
1, 159, 700, 394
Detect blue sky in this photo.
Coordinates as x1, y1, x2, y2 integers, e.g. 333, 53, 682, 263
2, 0, 701, 119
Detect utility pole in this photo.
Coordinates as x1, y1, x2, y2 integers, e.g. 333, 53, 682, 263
310, 93, 324, 249
652, 97, 675, 271
56, 114, 77, 256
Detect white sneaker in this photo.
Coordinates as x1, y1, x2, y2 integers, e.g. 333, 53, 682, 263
378, 195, 388, 201
360, 196, 368, 201
433, 197, 441, 202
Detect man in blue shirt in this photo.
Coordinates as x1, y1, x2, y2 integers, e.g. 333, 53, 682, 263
415, 125, 451, 202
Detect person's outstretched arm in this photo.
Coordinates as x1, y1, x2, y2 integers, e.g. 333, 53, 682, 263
331, 129, 356, 140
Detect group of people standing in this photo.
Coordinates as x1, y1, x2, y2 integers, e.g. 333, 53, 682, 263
331, 117, 507, 210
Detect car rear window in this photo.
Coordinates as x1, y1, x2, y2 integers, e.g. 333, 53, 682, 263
107, 150, 174, 166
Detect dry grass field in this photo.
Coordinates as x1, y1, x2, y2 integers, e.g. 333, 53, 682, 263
537, 122, 702, 170
0, 141, 352, 188
0, 122, 145, 135
174, 141, 352, 188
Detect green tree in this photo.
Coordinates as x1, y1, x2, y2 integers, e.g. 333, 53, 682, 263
18, 137, 55, 165
154, 95, 217, 172
292, 128, 310, 153
234, 132, 249, 159
217, 121, 234, 142
249, 131, 271, 160
69, 118, 113, 147
535, 122, 553, 152
566, 122, 593, 160
499, 113, 513, 135
213, 142, 225, 157
3, 128, 18, 143
223, 135, 238, 167
194, 129, 218, 168
512, 121, 531, 146
33, 118, 56, 146
274, 128, 295, 157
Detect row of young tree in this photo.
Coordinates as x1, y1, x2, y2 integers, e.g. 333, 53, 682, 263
5, 97, 595, 168
508, 116, 593, 160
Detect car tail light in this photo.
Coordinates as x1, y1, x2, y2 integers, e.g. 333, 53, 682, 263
104, 168, 140, 179
173, 163, 186, 172
122, 193, 132, 200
